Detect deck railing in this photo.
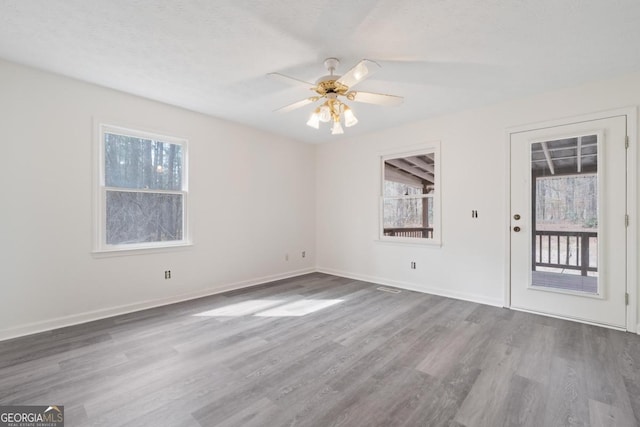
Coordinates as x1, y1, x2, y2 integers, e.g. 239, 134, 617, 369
384, 227, 434, 238
534, 230, 597, 276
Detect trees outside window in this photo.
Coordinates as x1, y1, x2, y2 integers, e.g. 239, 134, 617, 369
96, 124, 189, 252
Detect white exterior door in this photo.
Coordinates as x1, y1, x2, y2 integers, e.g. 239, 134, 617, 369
510, 115, 628, 328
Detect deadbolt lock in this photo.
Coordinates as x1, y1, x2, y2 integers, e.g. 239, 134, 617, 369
513, 214, 521, 220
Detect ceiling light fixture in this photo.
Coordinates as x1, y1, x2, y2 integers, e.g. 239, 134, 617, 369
331, 118, 344, 135
269, 57, 403, 136
307, 97, 357, 133
306, 108, 320, 129
342, 105, 358, 128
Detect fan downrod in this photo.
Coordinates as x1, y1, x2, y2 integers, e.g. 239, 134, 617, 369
324, 57, 339, 75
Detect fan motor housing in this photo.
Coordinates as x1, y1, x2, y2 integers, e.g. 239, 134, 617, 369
314, 75, 348, 96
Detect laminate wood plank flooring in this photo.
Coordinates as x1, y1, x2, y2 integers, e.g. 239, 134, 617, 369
1, 273, 639, 426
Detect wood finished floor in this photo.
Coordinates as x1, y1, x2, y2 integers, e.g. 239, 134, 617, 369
1, 273, 639, 427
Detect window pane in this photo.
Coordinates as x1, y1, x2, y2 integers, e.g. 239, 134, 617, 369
382, 151, 436, 240
383, 154, 435, 197
383, 197, 433, 239
105, 133, 183, 191
384, 181, 423, 197
106, 191, 183, 245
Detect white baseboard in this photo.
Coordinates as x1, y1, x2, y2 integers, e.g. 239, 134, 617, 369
0, 266, 526, 342
0, 268, 315, 342
316, 267, 504, 308
4, 265, 630, 341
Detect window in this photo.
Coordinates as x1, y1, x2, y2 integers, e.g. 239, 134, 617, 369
96, 124, 189, 252
380, 144, 440, 244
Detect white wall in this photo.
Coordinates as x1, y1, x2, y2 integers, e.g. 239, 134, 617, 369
2, 58, 639, 340
0, 60, 316, 340
316, 72, 640, 327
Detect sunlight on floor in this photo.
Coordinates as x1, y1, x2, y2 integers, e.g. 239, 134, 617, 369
193, 300, 285, 317
254, 299, 343, 317
193, 299, 343, 317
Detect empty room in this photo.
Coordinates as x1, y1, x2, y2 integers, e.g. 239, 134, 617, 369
2, 1, 640, 426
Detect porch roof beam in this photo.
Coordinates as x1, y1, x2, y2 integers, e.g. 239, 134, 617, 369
577, 136, 582, 173
384, 166, 425, 186
404, 156, 435, 174
531, 141, 596, 154
541, 141, 555, 175
385, 159, 434, 183
532, 153, 596, 163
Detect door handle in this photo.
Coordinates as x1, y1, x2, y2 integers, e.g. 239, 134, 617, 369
513, 226, 521, 232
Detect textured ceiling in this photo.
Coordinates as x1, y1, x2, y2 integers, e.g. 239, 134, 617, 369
1, 0, 640, 143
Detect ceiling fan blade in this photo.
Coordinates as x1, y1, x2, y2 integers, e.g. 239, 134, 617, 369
336, 59, 381, 89
347, 91, 403, 106
267, 72, 316, 89
274, 97, 319, 113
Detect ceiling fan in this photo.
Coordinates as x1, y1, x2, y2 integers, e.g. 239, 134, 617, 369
268, 58, 403, 135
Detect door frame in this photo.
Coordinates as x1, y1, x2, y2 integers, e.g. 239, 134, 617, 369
505, 107, 638, 332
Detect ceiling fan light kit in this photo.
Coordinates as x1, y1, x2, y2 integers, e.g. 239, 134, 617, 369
343, 105, 358, 127
269, 58, 403, 135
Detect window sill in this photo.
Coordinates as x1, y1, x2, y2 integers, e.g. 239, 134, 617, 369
92, 242, 193, 258
375, 237, 442, 247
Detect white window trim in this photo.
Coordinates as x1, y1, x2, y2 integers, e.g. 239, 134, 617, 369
378, 142, 442, 246
93, 122, 191, 255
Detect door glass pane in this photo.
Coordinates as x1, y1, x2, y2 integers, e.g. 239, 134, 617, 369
530, 135, 598, 294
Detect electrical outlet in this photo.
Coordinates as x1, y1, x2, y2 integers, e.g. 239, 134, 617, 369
410, 262, 416, 269
302, 251, 306, 258
164, 270, 171, 279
